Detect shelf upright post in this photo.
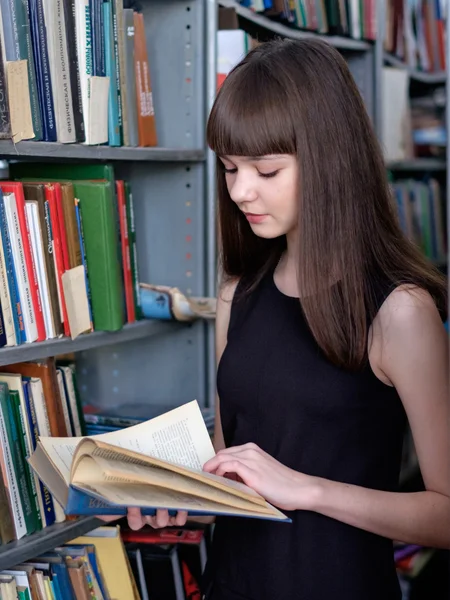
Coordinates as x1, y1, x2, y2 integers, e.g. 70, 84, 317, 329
205, 0, 218, 408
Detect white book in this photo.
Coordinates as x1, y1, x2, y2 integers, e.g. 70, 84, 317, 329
42, 0, 76, 143
74, 0, 109, 145
29, 377, 65, 523
25, 202, 56, 339
56, 369, 73, 437
3, 192, 37, 343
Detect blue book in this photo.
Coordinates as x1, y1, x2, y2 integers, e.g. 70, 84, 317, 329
103, 1, 121, 146
28, 0, 57, 141
0, 190, 25, 343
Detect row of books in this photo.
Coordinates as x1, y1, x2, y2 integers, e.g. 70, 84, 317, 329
0, 358, 85, 546
0, 162, 141, 347
237, 0, 377, 41
384, 0, 447, 73
390, 177, 447, 265
382, 67, 447, 163
0, 0, 157, 146
0, 522, 210, 599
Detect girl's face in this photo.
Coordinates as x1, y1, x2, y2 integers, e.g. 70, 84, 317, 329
220, 154, 299, 239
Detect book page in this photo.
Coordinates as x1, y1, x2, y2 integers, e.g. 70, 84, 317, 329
74, 455, 272, 514
38, 400, 214, 484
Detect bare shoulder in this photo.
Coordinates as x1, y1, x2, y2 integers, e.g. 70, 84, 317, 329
376, 284, 442, 332
370, 284, 446, 385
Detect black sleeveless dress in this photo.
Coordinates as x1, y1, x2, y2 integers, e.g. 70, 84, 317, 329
203, 269, 407, 600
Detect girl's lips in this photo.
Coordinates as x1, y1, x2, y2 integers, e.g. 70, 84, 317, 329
244, 213, 268, 224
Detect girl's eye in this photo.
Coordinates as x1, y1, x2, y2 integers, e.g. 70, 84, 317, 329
223, 167, 237, 175
259, 170, 279, 179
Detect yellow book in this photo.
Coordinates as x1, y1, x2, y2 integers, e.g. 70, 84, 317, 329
70, 525, 136, 600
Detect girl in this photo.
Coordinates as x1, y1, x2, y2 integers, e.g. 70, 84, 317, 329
126, 38, 450, 599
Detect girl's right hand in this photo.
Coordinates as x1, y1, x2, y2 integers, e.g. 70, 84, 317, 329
126, 506, 189, 530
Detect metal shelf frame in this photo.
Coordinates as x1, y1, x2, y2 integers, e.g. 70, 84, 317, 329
218, 0, 372, 51
0, 0, 217, 569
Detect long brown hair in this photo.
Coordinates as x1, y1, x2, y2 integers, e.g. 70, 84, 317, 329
206, 38, 447, 370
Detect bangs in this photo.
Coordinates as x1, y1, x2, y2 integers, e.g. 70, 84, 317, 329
207, 61, 296, 158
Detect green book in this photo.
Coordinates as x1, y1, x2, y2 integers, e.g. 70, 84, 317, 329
9, 389, 42, 531
0, 387, 36, 535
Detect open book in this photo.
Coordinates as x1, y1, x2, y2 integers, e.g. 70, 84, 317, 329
28, 401, 289, 522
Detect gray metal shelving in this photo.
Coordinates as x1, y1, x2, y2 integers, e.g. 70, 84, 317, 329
0, 321, 183, 366
0, 518, 101, 571
219, 0, 372, 51
0, 142, 205, 162
0, 0, 217, 570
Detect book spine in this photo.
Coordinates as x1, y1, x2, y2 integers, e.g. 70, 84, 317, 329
0, 388, 27, 539
28, 0, 57, 141
116, 181, 134, 322
0, 194, 25, 343
50, 0, 76, 142
23, 377, 56, 527
124, 182, 141, 319
15, 187, 46, 342
10, 388, 42, 531
110, 0, 122, 143
20, 0, 43, 139
3, 193, 37, 343
74, 198, 93, 329
63, 0, 85, 141
103, 1, 120, 146
0, 219, 17, 346
46, 188, 70, 337
0, 31, 11, 139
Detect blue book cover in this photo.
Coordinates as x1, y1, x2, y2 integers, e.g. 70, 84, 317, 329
103, 1, 121, 146
65, 485, 291, 523
0, 190, 25, 343
140, 287, 173, 320
28, 0, 57, 141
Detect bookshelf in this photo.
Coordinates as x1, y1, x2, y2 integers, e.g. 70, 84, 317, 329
0, 517, 100, 571
218, 0, 372, 51
0, 142, 205, 162
0, 0, 217, 571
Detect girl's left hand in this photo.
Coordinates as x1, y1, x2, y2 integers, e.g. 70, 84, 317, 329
203, 443, 318, 511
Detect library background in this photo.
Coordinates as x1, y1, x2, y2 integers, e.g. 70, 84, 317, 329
0, 0, 444, 598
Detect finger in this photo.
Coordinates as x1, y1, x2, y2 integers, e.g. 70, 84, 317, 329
97, 514, 118, 523
204, 451, 257, 474
174, 510, 188, 526
155, 509, 170, 528
127, 507, 145, 530
214, 459, 257, 484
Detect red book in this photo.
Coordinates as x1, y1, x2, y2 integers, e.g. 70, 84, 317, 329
44, 184, 70, 338
54, 183, 70, 272
0, 182, 46, 342
116, 181, 135, 323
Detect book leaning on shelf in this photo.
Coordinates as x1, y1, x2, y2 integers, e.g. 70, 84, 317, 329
28, 400, 290, 523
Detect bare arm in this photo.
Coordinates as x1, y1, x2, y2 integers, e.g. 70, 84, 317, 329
310, 287, 450, 548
